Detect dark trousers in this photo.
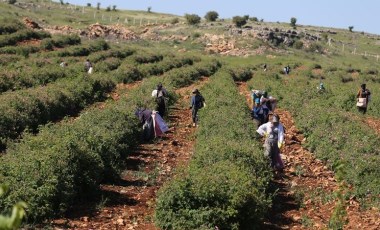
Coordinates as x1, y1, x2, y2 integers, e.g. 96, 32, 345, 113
157, 103, 166, 118
357, 106, 367, 114
192, 108, 199, 123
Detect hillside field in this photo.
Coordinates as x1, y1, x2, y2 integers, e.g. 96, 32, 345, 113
0, 1, 380, 229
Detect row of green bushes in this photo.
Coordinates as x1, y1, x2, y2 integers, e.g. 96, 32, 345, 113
0, 48, 136, 93
0, 54, 200, 150
0, 74, 114, 150
0, 29, 51, 48
87, 49, 134, 63
165, 59, 221, 88
0, 54, 22, 66
40, 34, 81, 50
0, 39, 100, 58
155, 70, 272, 229
0, 89, 140, 222
0, 45, 40, 57
34, 39, 111, 58
0, 19, 25, 35
0, 57, 221, 223
249, 68, 380, 207
0, 34, 81, 57
0, 66, 79, 93
114, 55, 196, 83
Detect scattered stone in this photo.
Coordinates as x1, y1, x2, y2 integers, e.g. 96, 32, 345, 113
23, 17, 40, 29
117, 218, 125, 226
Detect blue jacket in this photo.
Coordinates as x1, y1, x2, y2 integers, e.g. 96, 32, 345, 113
190, 94, 204, 109
251, 106, 269, 122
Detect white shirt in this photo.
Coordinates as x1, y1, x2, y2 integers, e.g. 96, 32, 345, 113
256, 122, 285, 145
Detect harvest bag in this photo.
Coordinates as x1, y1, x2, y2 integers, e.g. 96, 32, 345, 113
356, 98, 367, 108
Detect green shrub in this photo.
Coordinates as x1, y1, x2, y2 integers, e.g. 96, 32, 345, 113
0, 46, 40, 56
340, 75, 353, 83
290, 17, 297, 27
0, 30, 51, 48
0, 184, 27, 230
40, 38, 55, 50
53, 34, 81, 47
88, 49, 134, 63
227, 67, 253, 81
0, 54, 21, 66
204, 11, 219, 22
170, 17, 179, 25
306, 42, 323, 53
95, 57, 121, 72
133, 53, 163, 64
232, 16, 247, 28
366, 69, 378, 75
249, 17, 258, 22
185, 14, 201, 25
192, 32, 201, 39
0, 19, 25, 35
293, 40, 304, 49
0, 104, 139, 221
0, 76, 115, 149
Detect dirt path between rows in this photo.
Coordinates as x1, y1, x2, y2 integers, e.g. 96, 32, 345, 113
237, 82, 380, 230
51, 78, 209, 229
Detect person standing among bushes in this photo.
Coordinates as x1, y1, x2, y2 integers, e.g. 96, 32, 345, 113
251, 89, 263, 109
257, 114, 285, 170
190, 89, 205, 127
84, 59, 93, 74
356, 83, 371, 114
60, 61, 67, 67
135, 107, 154, 141
251, 98, 266, 128
284, 65, 290, 75
151, 83, 168, 118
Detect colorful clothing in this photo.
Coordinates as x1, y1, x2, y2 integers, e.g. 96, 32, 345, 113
257, 122, 285, 169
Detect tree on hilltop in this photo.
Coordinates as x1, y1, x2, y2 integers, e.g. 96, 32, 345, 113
185, 14, 201, 25
290, 17, 297, 27
232, 16, 247, 28
205, 11, 219, 22
348, 26, 354, 32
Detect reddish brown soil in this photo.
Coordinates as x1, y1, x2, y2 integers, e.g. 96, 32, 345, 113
238, 82, 380, 230
363, 116, 380, 135
16, 39, 41, 46
51, 78, 209, 229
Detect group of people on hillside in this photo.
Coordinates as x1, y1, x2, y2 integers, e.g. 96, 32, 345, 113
250, 90, 284, 170
134, 82, 205, 142
251, 81, 372, 172
250, 90, 277, 129
60, 59, 94, 74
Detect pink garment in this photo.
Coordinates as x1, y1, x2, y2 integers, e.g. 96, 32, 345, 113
152, 111, 169, 137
